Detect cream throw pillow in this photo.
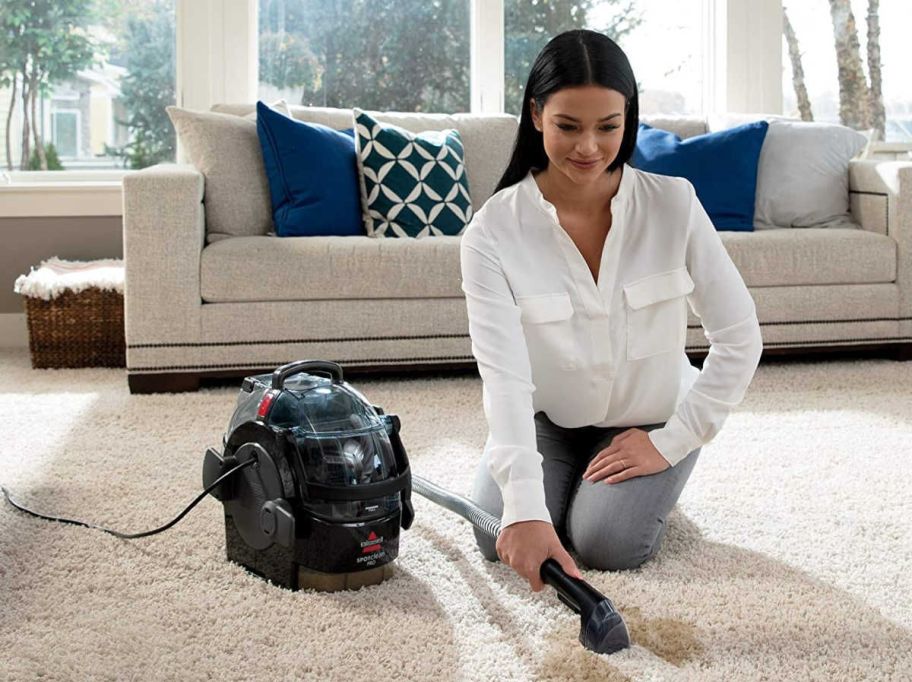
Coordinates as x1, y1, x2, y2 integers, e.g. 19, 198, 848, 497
165, 100, 290, 241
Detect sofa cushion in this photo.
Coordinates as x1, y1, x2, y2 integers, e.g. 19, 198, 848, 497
353, 108, 472, 238
167, 105, 293, 242
211, 103, 518, 212
255, 101, 362, 237
633, 121, 769, 231
708, 114, 869, 230
753, 120, 868, 230
199, 228, 895, 303
717, 227, 895, 287
200, 235, 463, 302
244, 99, 291, 120
640, 115, 707, 139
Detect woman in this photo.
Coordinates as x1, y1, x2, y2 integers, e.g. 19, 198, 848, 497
461, 29, 763, 592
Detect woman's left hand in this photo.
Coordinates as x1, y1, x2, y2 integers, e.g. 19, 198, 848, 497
582, 428, 671, 484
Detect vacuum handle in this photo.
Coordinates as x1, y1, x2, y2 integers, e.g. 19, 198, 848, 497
540, 558, 607, 616
272, 360, 343, 389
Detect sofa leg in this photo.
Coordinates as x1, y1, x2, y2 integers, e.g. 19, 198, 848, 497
893, 343, 912, 362
128, 372, 201, 394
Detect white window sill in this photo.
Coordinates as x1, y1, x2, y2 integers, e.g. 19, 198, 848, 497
0, 172, 124, 218
2, 169, 129, 183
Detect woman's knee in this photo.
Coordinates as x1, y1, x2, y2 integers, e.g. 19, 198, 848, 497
570, 517, 665, 571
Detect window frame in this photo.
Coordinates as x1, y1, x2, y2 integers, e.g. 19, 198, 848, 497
1, 0, 907, 216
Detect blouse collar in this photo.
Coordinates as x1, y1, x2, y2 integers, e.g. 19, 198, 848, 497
522, 162, 634, 222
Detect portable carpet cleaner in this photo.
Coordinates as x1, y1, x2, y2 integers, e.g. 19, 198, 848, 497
2, 360, 630, 655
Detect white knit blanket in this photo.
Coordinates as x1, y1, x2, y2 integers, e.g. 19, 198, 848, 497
13, 257, 124, 301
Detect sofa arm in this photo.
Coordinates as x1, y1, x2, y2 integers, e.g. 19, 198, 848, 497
122, 163, 205, 345
849, 159, 912, 323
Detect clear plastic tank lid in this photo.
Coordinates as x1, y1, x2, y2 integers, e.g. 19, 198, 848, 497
259, 372, 385, 435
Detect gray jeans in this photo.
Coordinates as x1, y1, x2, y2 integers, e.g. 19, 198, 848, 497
472, 411, 701, 571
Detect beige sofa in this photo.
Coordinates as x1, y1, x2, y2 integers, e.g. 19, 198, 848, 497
122, 104, 912, 393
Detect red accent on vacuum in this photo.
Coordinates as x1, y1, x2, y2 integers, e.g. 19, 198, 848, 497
256, 390, 278, 419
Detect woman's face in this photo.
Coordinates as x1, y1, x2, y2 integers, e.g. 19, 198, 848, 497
529, 85, 626, 182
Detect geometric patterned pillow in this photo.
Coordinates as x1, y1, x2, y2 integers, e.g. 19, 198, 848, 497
353, 107, 473, 238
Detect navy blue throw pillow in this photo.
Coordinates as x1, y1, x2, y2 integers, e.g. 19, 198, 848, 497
255, 101, 363, 237
633, 121, 769, 231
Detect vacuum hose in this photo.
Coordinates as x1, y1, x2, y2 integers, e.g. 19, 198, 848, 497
411, 474, 630, 655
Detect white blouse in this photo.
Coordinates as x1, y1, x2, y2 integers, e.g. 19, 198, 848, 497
460, 163, 764, 529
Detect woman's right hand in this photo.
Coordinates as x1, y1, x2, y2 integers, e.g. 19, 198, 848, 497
495, 520, 583, 591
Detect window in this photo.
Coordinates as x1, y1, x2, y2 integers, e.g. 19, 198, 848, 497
257, 0, 471, 113
3, 0, 900, 185
503, 0, 705, 117
51, 111, 80, 159
0, 0, 176, 172
782, 0, 911, 143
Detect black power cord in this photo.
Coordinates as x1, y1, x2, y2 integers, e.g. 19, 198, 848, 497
0, 459, 254, 539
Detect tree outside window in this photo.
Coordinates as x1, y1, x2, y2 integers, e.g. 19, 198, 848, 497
256, 1, 705, 119
258, 0, 472, 112
2, 0, 906, 174
0, 0, 176, 171
783, 0, 910, 143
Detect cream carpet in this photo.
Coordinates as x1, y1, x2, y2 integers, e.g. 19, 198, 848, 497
1, 349, 910, 681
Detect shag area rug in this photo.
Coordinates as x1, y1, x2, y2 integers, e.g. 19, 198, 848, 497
1, 349, 910, 681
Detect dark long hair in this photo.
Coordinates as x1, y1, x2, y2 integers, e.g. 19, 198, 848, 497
493, 29, 639, 195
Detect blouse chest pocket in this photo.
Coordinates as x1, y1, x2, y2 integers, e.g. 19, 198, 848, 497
623, 267, 694, 361
515, 292, 578, 370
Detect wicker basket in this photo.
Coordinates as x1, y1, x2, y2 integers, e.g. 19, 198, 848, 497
23, 287, 125, 369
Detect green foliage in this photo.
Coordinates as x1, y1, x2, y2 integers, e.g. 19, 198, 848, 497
258, 30, 319, 91
0, 0, 98, 84
0, 0, 98, 168
257, 0, 640, 115
104, 0, 175, 169
259, 0, 470, 112
3, 0, 640, 171
27, 142, 64, 170
505, 0, 642, 114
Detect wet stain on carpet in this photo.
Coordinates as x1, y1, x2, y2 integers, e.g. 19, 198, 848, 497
533, 604, 706, 679
535, 624, 631, 680
621, 604, 706, 666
